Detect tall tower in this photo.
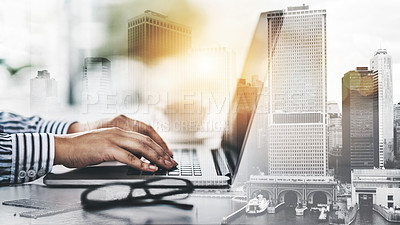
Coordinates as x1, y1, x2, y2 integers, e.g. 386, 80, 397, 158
370, 49, 394, 166
341, 67, 379, 182
82, 57, 113, 114
266, 5, 327, 176
128, 10, 192, 97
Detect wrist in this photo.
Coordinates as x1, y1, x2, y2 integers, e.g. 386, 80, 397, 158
67, 122, 86, 134
54, 135, 70, 165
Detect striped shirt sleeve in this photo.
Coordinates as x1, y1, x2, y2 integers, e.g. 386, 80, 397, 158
0, 112, 75, 184
0, 111, 74, 134
0, 132, 55, 184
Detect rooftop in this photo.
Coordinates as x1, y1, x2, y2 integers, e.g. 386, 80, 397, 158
287, 4, 309, 11
375, 49, 388, 56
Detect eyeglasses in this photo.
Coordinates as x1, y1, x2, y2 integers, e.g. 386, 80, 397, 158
80, 177, 195, 210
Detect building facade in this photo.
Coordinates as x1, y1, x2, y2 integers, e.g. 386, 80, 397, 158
394, 103, 400, 158
370, 49, 394, 165
82, 57, 113, 114
266, 5, 327, 176
342, 67, 379, 182
128, 10, 191, 97
327, 101, 342, 175
128, 10, 191, 64
246, 175, 336, 207
351, 169, 400, 209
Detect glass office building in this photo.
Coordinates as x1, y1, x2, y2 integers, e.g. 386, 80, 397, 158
342, 67, 379, 182
266, 5, 328, 176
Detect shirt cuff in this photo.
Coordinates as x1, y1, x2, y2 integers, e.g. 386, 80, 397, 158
10, 133, 55, 183
37, 120, 75, 134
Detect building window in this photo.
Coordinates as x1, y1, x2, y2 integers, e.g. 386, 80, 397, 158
388, 202, 394, 208
388, 195, 393, 201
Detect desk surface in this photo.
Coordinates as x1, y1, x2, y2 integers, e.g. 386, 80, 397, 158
0, 179, 248, 225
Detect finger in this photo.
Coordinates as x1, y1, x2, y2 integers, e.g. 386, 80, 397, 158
111, 147, 158, 172
135, 120, 173, 157
113, 131, 176, 168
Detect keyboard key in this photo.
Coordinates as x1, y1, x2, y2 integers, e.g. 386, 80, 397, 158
168, 173, 179, 176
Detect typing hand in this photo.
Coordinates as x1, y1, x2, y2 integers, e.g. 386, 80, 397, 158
54, 127, 177, 171
67, 114, 173, 157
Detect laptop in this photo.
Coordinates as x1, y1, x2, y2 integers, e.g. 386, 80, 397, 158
44, 13, 268, 187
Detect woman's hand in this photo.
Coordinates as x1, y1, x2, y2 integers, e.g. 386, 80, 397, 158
54, 127, 177, 172
67, 114, 172, 156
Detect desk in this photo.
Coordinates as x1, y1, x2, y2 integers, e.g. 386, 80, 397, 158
0, 178, 248, 225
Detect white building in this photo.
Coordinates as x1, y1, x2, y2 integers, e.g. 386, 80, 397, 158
352, 169, 400, 209
30, 70, 57, 113
266, 5, 327, 176
370, 49, 394, 166
82, 57, 113, 114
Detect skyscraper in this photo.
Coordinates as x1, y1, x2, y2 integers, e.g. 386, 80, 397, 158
128, 10, 192, 96
342, 67, 379, 182
266, 5, 327, 176
370, 49, 394, 166
82, 57, 113, 114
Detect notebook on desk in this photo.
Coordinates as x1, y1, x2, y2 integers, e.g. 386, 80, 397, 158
44, 13, 268, 187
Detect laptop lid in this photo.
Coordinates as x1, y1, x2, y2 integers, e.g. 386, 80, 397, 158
220, 12, 268, 183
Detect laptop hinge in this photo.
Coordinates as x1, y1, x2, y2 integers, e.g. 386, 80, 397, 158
211, 149, 232, 182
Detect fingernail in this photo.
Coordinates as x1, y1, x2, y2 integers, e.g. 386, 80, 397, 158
172, 159, 178, 165
165, 160, 172, 167
149, 165, 158, 171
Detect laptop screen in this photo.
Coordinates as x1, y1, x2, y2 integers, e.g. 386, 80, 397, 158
220, 13, 268, 177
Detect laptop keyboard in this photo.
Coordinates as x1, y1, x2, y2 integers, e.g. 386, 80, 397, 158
127, 149, 202, 177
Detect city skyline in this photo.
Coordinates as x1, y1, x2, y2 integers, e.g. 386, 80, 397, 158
1, 1, 400, 224
187, 0, 400, 108
120, 2, 400, 110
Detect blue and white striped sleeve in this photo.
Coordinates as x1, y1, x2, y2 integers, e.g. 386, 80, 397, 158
0, 111, 74, 134
0, 112, 75, 185
0, 133, 55, 184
